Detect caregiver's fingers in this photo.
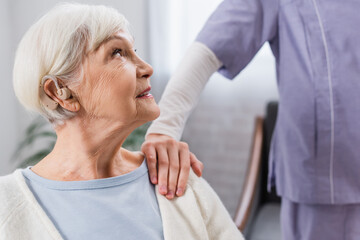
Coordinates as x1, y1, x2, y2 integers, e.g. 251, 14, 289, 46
142, 133, 195, 198
190, 152, 204, 177
156, 145, 169, 195
165, 145, 180, 200
176, 144, 191, 197
142, 142, 158, 184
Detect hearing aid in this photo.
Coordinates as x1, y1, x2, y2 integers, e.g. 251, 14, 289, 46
39, 75, 72, 110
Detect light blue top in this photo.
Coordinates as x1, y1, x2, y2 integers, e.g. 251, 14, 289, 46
197, 0, 360, 204
22, 160, 164, 240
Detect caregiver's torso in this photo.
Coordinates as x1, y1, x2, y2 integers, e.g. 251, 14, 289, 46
270, 0, 360, 204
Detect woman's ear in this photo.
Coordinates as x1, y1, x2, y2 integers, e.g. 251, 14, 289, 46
43, 79, 81, 112
66, 99, 81, 112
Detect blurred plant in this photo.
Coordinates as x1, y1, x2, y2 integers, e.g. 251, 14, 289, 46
13, 116, 150, 168
12, 116, 56, 168
123, 122, 150, 151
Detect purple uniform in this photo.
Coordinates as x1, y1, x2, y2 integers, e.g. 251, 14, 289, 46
196, 0, 360, 238
197, 0, 360, 204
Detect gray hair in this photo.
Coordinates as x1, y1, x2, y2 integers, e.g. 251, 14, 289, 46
13, 3, 130, 125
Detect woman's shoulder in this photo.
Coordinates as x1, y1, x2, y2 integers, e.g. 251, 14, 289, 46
0, 170, 62, 239
0, 170, 25, 199
185, 170, 232, 221
186, 169, 211, 194
0, 170, 27, 223
0, 170, 19, 193
158, 170, 244, 239
184, 170, 219, 214
120, 148, 145, 164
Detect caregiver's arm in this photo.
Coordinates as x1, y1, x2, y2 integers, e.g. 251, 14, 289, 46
142, 42, 222, 199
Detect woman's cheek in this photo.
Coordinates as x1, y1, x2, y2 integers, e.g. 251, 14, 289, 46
88, 75, 112, 116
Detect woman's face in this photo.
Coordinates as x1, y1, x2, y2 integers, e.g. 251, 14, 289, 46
77, 30, 160, 126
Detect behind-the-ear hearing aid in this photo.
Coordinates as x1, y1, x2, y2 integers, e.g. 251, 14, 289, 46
57, 87, 71, 100
39, 75, 72, 110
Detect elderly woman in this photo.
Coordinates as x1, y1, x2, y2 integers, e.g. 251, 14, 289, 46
0, 3, 243, 240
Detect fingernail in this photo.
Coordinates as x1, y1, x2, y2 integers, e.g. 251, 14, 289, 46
160, 185, 167, 194
166, 191, 174, 199
176, 188, 183, 196
151, 176, 157, 184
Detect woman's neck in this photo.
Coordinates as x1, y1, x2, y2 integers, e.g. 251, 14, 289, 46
31, 117, 144, 181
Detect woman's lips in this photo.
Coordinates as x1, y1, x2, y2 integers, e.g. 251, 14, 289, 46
136, 87, 153, 99
137, 93, 153, 99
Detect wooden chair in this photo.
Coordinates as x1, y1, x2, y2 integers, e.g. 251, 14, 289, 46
234, 102, 281, 239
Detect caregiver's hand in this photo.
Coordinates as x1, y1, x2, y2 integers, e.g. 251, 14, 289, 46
142, 133, 204, 200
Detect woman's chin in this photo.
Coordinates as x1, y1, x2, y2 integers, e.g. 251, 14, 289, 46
146, 106, 161, 121
137, 105, 160, 123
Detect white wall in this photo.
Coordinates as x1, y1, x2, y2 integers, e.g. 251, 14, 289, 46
1, 0, 148, 174
0, 0, 17, 175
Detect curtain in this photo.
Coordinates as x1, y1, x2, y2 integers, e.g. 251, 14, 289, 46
148, 0, 222, 98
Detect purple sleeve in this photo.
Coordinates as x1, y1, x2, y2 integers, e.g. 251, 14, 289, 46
196, 0, 279, 79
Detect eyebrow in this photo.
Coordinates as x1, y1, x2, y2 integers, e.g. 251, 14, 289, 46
103, 35, 135, 45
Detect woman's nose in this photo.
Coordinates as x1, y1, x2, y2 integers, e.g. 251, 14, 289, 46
137, 58, 153, 79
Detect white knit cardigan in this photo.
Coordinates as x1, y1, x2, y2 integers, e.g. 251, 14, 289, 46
0, 169, 244, 240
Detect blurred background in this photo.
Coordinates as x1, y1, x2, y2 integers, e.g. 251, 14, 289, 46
0, 0, 278, 219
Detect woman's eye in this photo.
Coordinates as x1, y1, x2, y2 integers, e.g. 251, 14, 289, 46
112, 48, 123, 57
